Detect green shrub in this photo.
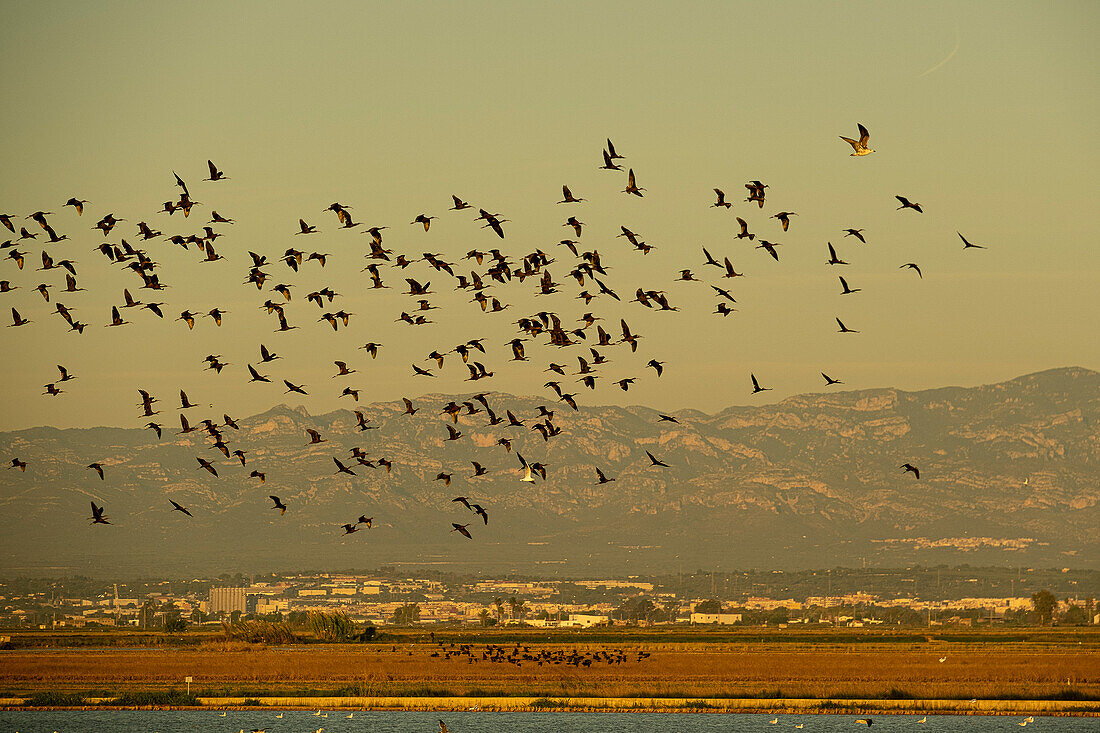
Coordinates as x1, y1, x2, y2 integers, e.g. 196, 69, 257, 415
110, 689, 199, 706
529, 698, 562, 709
27, 691, 85, 706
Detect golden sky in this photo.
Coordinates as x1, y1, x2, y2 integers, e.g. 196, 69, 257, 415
0, 1, 1097, 430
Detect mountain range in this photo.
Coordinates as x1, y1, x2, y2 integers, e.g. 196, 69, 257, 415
1, 367, 1096, 576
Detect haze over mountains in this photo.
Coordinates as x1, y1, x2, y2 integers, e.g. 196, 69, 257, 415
1, 367, 1096, 576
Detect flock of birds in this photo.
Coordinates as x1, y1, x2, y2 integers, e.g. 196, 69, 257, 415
2, 126, 990, 542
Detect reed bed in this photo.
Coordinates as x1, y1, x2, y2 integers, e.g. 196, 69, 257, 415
2, 641, 1096, 702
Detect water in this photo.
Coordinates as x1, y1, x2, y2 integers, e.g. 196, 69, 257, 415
0, 711, 1091, 732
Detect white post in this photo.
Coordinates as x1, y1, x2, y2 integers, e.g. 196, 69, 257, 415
185, 676, 192, 695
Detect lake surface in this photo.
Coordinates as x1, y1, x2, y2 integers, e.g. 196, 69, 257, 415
0, 710, 1091, 732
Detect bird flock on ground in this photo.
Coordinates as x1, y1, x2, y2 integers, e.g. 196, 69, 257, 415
2, 127, 989, 540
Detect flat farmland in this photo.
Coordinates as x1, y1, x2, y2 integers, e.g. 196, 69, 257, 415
2, 629, 1098, 702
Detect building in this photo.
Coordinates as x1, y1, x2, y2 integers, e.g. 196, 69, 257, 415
690, 613, 743, 625
209, 587, 246, 614
560, 613, 607, 628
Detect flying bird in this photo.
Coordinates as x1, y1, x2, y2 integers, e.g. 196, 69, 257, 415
750, 373, 770, 394
600, 149, 622, 171
90, 501, 109, 524
756, 240, 781, 261
248, 364, 271, 383
773, 211, 796, 231
87, 463, 104, 480
827, 242, 848, 265
269, 495, 287, 514
284, 380, 308, 395
623, 168, 645, 197
169, 499, 193, 517
901, 463, 921, 479
64, 197, 88, 215
412, 214, 436, 231
900, 263, 923, 278
735, 217, 755, 240
196, 458, 219, 476
205, 160, 228, 181
518, 453, 537, 482
646, 450, 670, 468
958, 232, 985, 250
895, 195, 923, 213
836, 317, 859, 333
559, 185, 584, 204
451, 522, 472, 539
839, 123, 875, 156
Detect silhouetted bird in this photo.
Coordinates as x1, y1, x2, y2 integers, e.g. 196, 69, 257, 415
958, 232, 985, 250
90, 501, 109, 524
646, 451, 670, 468
895, 195, 922, 213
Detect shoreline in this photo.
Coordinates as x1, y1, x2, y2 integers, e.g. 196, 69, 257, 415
3, 697, 1098, 717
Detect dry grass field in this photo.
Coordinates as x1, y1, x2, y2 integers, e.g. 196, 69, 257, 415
2, 629, 1097, 702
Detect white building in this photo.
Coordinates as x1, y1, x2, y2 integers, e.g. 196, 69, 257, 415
690, 613, 742, 625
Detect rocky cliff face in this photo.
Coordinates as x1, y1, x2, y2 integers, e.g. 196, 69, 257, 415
1, 367, 1096, 575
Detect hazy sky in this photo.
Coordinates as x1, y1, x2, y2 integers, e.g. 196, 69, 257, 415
1, 1, 1097, 431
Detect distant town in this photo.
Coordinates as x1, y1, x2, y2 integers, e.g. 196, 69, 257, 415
2, 566, 1096, 633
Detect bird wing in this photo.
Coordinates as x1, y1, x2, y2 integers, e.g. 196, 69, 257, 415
857, 123, 870, 146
